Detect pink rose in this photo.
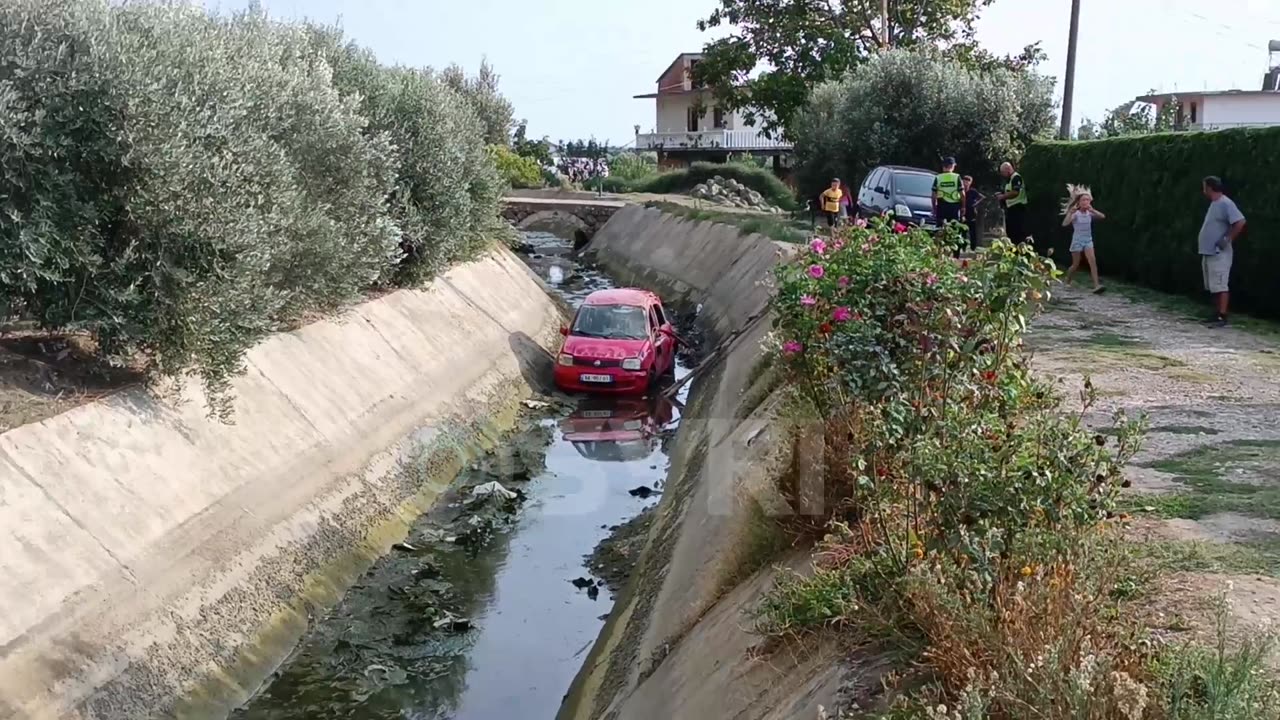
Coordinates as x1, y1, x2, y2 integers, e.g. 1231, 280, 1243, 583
800, 294, 817, 307
809, 238, 827, 255
838, 276, 850, 288
832, 306, 853, 323
854, 217, 868, 229
893, 222, 908, 234
782, 340, 803, 355
807, 264, 825, 279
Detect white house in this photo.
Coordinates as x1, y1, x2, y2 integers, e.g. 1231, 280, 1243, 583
1137, 90, 1280, 130
633, 53, 792, 172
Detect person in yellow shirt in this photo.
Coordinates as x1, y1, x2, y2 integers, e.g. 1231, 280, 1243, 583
819, 178, 843, 230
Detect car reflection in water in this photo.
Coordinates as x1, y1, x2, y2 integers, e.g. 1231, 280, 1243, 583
559, 393, 677, 463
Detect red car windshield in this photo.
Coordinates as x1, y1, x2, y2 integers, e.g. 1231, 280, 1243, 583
571, 304, 649, 340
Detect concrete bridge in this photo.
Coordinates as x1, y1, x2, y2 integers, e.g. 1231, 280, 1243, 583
501, 193, 627, 247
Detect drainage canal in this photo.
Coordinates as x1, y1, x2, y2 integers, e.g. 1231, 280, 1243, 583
232, 231, 696, 720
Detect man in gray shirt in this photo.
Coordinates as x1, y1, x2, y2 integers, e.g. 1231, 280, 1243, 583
1198, 176, 1246, 328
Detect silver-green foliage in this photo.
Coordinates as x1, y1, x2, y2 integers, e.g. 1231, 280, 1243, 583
791, 48, 1057, 198
0, 0, 507, 416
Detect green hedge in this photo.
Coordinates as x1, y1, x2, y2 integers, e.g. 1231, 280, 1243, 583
1021, 128, 1280, 317
601, 162, 797, 210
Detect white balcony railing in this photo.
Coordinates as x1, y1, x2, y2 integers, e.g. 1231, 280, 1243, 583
635, 129, 792, 152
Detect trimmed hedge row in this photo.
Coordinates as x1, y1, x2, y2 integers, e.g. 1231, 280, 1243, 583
1021, 128, 1280, 317
600, 161, 798, 210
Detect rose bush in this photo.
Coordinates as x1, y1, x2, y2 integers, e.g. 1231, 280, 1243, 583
764, 219, 1155, 715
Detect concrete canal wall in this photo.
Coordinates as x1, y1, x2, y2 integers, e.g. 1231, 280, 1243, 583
562, 206, 853, 720
0, 249, 565, 720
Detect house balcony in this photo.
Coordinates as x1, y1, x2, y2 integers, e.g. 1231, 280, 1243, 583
635, 129, 793, 152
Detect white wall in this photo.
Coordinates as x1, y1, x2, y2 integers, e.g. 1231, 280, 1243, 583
1201, 94, 1280, 127
653, 93, 737, 133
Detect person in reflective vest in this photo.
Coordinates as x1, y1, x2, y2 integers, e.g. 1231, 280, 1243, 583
998, 161, 1029, 243
932, 157, 964, 228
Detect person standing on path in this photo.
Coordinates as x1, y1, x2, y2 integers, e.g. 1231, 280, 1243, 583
962, 175, 983, 251
820, 178, 843, 234
1060, 185, 1106, 293
1199, 176, 1246, 328
932, 157, 964, 229
997, 162, 1029, 244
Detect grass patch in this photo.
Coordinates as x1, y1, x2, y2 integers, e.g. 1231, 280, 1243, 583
1150, 425, 1221, 436
1131, 539, 1280, 578
1083, 330, 1146, 348
717, 500, 793, 593
1102, 276, 1280, 341
646, 201, 810, 244
1127, 440, 1280, 520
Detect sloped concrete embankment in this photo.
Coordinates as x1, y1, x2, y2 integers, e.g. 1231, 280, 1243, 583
561, 206, 854, 720
0, 249, 565, 720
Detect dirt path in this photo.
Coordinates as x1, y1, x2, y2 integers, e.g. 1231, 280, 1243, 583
1029, 285, 1280, 642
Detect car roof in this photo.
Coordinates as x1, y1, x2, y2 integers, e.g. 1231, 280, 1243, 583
879, 165, 934, 176
582, 288, 658, 307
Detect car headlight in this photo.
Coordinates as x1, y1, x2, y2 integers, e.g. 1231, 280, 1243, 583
894, 204, 912, 218
623, 419, 643, 431
558, 353, 574, 366
621, 358, 643, 371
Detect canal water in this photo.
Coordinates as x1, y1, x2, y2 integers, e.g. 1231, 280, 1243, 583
232, 232, 694, 720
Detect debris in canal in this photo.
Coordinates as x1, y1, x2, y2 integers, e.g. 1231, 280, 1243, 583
432, 611, 473, 632
587, 585, 599, 601
470, 480, 518, 501
571, 577, 595, 589
628, 485, 660, 498
587, 505, 657, 593
391, 541, 419, 552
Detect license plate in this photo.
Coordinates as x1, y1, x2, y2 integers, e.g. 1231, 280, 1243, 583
579, 374, 613, 383
581, 409, 614, 418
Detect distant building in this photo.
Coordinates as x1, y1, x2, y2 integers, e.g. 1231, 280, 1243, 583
1135, 41, 1280, 130
1137, 90, 1280, 130
633, 53, 793, 174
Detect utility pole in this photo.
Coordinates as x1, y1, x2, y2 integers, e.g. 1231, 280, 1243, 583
880, 0, 890, 47
1059, 0, 1082, 139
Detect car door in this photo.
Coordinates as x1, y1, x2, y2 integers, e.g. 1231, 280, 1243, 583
653, 302, 676, 373
648, 304, 668, 373
857, 169, 876, 216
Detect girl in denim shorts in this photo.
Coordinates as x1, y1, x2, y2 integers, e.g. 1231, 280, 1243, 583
1061, 185, 1106, 293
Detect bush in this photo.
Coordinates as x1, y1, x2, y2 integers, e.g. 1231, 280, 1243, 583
488, 145, 544, 189
1021, 128, 1280, 318
762, 220, 1154, 714
608, 152, 658, 182
0, 1, 507, 415
791, 48, 1056, 203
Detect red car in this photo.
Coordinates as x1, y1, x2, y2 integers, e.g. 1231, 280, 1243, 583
554, 288, 677, 394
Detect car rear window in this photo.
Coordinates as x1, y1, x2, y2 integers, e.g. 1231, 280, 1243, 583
572, 304, 649, 340
893, 172, 934, 198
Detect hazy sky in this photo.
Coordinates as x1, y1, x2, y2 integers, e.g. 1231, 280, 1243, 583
210, 0, 1280, 142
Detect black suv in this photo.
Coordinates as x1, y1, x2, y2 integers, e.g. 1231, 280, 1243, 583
855, 165, 938, 227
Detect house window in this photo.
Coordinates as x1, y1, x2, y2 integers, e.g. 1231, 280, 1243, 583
712, 107, 726, 129
1176, 102, 1185, 127
687, 106, 701, 132
1191, 101, 1198, 124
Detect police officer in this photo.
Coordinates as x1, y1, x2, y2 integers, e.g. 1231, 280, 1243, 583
998, 161, 1029, 243
932, 157, 964, 227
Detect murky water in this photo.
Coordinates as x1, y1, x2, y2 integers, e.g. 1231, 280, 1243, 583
233, 232, 692, 720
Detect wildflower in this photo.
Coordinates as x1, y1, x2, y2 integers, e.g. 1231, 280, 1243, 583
782, 340, 803, 355
819, 322, 833, 334
924, 273, 939, 287
832, 306, 853, 323
809, 238, 827, 255
807, 264, 825, 279
982, 370, 997, 383
859, 243, 872, 253
1020, 565, 1033, 577
913, 546, 924, 560
800, 294, 817, 307
853, 216, 868, 228
837, 276, 850, 288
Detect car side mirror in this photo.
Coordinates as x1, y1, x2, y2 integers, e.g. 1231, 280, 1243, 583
559, 326, 569, 336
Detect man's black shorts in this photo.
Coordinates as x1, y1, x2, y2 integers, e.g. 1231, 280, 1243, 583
936, 201, 962, 224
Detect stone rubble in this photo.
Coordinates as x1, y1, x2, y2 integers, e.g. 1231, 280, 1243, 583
689, 175, 784, 213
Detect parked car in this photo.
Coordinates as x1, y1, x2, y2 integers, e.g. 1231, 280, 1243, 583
855, 165, 938, 227
553, 288, 677, 394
